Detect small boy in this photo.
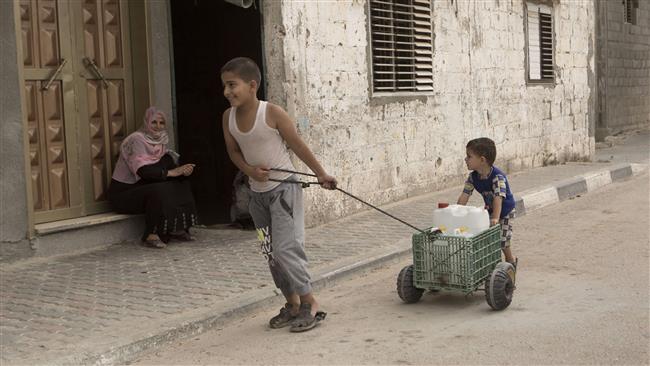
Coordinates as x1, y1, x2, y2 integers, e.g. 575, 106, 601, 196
457, 137, 517, 267
220, 57, 337, 332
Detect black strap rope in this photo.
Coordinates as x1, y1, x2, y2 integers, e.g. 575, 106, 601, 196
269, 168, 426, 234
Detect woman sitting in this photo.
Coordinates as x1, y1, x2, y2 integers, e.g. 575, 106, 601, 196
109, 106, 198, 248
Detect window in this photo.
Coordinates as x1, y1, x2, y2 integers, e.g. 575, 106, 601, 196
623, 0, 638, 24
368, 0, 433, 93
526, 2, 554, 82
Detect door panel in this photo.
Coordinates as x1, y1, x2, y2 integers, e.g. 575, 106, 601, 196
20, 1, 39, 67
85, 79, 126, 202
77, 0, 133, 209
18, 0, 140, 223
86, 80, 108, 201
21, 0, 70, 214
36, 1, 60, 67
24, 80, 70, 212
40, 81, 68, 209
25, 81, 48, 211
20, 0, 60, 68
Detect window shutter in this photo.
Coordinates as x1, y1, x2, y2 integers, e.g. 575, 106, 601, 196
527, 6, 541, 80
369, 0, 433, 93
624, 0, 638, 24
527, 2, 553, 81
538, 5, 553, 80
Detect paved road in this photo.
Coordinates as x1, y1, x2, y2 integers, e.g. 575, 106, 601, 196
134, 172, 650, 365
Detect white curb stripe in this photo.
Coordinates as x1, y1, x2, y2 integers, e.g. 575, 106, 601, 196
582, 170, 613, 192
519, 186, 559, 211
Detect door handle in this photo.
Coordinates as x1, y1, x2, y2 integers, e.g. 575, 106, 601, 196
42, 59, 67, 91
82, 57, 109, 88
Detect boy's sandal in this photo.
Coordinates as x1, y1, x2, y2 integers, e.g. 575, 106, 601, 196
269, 303, 298, 329
289, 303, 327, 333
143, 238, 166, 249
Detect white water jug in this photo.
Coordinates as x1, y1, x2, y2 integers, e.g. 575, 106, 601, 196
432, 205, 453, 233
432, 204, 489, 236
465, 206, 489, 235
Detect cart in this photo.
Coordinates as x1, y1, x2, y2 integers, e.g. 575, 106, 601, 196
396, 225, 516, 310
268, 168, 516, 310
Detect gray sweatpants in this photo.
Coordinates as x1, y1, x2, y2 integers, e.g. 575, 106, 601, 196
248, 180, 312, 296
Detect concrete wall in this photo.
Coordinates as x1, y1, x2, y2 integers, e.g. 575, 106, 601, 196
263, 0, 596, 226
596, 0, 650, 139
1, 0, 30, 244
147, 0, 177, 148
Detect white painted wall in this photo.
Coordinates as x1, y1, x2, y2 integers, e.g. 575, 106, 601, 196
264, 0, 596, 226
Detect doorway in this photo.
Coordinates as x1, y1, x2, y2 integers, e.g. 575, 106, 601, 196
170, 0, 265, 225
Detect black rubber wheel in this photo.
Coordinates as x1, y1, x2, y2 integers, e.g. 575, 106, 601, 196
485, 264, 514, 310
397, 265, 424, 303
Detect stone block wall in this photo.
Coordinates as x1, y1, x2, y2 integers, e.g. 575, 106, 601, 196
264, 0, 596, 226
1, 0, 30, 243
597, 0, 650, 138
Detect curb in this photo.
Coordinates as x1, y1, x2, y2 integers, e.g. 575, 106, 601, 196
515, 163, 645, 216
73, 245, 413, 366
61, 162, 648, 365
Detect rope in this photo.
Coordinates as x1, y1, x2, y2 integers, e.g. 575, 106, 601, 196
269, 168, 426, 234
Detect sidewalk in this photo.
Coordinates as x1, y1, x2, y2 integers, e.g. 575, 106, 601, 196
1, 130, 648, 365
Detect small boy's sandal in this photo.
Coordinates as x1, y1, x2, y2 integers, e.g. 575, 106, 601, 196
269, 303, 298, 329
143, 238, 166, 249
289, 303, 327, 333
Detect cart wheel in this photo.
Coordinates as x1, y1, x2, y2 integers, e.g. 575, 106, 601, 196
485, 262, 515, 310
397, 265, 423, 303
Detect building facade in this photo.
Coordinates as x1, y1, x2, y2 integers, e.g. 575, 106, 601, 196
596, 0, 650, 140
1, 0, 603, 260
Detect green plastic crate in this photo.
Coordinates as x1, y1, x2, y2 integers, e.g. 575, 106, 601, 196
412, 225, 502, 293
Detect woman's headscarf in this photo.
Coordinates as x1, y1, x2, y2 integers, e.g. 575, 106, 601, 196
139, 107, 169, 145
112, 107, 171, 184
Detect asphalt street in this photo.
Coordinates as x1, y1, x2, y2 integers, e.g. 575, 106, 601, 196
134, 171, 650, 365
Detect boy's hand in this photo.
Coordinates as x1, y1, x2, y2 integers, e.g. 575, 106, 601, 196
490, 218, 499, 226
318, 174, 337, 190
249, 166, 270, 182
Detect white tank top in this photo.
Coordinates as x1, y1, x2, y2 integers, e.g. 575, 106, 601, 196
228, 101, 294, 192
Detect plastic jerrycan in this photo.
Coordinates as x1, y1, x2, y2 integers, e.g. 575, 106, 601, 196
465, 206, 489, 235
448, 204, 467, 234
432, 203, 452, 233
433, 203, 489, 236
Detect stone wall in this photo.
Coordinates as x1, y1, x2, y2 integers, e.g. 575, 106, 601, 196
267, 0, 597, 227
597, 0, 650, 139
1, 0, 30, 243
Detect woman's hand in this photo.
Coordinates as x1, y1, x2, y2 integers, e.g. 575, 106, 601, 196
248, 166, 270, 182
318, 173, 338, 190
168, 164, 195, 177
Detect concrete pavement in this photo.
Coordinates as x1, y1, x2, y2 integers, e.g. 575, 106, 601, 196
1, 129, 647, 365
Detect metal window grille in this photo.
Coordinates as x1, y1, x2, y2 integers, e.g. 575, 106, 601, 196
369, 0, 433, 93
623, 0, 638, 24
526, 2, 553, 82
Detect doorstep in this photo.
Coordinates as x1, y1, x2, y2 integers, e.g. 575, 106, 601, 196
27, 213, 145, 259
35, 212, 138, 235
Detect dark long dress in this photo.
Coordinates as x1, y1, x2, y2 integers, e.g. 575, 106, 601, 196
108, 154, 198, 242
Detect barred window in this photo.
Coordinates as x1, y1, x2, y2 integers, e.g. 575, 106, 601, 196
526, 2, 554, 82
624, 0, 639, 25
368, 0, 433, 94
